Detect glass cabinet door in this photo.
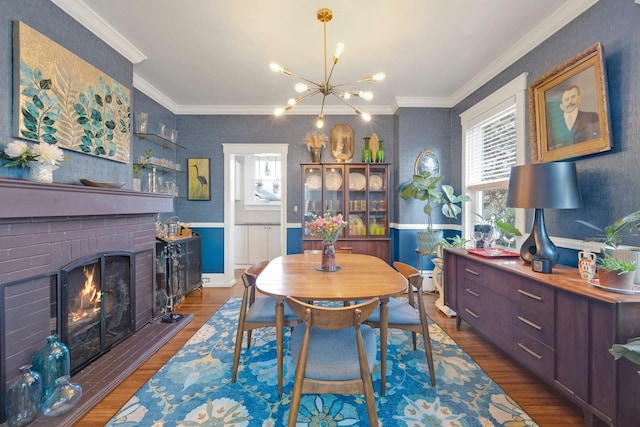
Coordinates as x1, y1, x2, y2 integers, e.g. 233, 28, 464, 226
368, 165, 388, 237
302, 165, 323, 237
346, 165, 368, 237
323, 165, 345, 239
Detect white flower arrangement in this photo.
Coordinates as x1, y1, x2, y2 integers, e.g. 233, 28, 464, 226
1, 140, 64, 168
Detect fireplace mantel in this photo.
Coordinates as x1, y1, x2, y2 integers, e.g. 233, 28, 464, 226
0, 178, 173, 218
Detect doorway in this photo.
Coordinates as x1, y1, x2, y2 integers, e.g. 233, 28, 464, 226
223, 144, 288, 286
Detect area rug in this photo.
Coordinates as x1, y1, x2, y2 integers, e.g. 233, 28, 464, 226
106, 298, 537, 426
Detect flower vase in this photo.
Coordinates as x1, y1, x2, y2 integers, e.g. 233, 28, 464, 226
5, 365, 42, 427
320, 243, 337, 271
32, 335, 71, 401
28, 162, 55, 183
375, 140, 385, 163
310, 147, 322, 163
361, 137, 372, 163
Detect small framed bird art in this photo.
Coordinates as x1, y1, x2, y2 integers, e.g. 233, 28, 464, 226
188, 158, 210, 200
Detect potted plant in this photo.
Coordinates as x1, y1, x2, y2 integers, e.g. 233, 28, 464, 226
400, 171, 470, 254
596, 253, 636, 290
577, 210, 640, 283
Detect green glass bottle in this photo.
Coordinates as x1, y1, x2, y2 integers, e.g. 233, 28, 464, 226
362, 137, 372, 163
376, 140, 385, 163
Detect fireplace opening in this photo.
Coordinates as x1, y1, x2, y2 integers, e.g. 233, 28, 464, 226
60, 252, 135, 374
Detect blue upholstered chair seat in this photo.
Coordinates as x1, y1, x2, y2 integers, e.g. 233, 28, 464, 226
361, 297, 421, 325
289, 325, 377, 381
246, 297, 298, 323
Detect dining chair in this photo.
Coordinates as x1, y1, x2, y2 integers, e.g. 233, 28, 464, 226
231, 261, 299, 383
364, 261, 436, 394
285, 296, 380, 427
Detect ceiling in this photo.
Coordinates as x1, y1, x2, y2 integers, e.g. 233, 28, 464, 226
53, 0, 597, 115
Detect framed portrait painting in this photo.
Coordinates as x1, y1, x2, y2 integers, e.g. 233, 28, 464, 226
529, 43, 611, 163
188, 158, 210, 200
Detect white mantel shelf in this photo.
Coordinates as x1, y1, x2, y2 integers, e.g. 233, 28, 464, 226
0, 178, 174, 219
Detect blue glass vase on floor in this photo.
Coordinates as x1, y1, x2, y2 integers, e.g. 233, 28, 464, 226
5, 365, 42, 427
31, 335, 70, 401
41, 375, 82, 417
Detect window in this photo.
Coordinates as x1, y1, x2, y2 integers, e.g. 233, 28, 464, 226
243, 154, 282, 208
460, 73, 528, 246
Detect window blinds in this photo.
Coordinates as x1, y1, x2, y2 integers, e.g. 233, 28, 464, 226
466, 105, 517, 190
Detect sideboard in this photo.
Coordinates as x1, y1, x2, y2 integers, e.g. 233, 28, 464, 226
443, 248, 640, 427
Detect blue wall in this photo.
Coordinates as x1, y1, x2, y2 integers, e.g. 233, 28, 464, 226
451, 0, 640, 248
2, 0, 640, 273
0, 0, 134, 185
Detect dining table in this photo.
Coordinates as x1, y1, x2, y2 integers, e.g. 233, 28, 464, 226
256, 252, 407, 397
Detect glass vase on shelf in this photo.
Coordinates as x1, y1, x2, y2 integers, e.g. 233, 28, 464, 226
5, 365, 42, 427
31, 335, 71, 402
361, 137, 372, 163
375, 140, 385, 163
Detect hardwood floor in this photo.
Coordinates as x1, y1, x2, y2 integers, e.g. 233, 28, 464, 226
75, 271, 584, 426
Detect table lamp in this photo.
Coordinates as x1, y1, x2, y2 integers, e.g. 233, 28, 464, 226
506, 162, 582, 266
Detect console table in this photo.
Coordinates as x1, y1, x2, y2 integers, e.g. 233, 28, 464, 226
443, 248, 640, 427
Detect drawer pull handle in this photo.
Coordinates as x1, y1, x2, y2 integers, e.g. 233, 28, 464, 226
517, 316, 542, 330
465, 289, 480, 297
464, 308, 480, 318
464, 268, 480, 276
517, 289, 543, 301
517, 342, 543, 360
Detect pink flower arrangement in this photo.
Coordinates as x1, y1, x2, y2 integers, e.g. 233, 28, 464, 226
306, 212, 347, 244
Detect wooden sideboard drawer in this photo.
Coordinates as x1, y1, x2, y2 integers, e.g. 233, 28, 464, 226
461, 259, 488, 285
511, 305, 554, 348
510, 276, 555, 315
461, 282, 510, 341
513, 329, 554, 378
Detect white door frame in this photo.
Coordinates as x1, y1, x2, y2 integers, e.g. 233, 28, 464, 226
222, 143, 288, 286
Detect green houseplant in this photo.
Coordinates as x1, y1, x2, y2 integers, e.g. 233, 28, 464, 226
577, 210, 640, 284
610, 337, 640, 376
596, 253, 636, 290
400, 171, 470, 254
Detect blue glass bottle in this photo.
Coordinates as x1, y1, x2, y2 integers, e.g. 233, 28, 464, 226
41, 375, 83, 417
31, 335, 70, 402
5, 365, 42, 427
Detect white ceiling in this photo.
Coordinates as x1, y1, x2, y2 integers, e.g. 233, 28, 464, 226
53, 0, 598, 115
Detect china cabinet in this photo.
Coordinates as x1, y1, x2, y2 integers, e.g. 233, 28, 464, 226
443, 248, 640, 427
301, 163, 390, 262
133, 132, 184, 196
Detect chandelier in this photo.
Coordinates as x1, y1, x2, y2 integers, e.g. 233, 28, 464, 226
270, 8, 385, 129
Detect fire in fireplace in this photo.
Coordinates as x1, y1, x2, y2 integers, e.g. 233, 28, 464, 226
60, 252, 134, 374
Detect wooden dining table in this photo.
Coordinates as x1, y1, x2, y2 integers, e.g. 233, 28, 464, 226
256, 252, 407, 397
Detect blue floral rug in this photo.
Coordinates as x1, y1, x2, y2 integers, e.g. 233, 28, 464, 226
106, 298, 537, 426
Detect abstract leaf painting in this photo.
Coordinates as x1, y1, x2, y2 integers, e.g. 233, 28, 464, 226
13, 21, 130, 163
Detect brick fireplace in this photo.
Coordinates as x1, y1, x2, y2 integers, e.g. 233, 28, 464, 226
0, 178, 174, 424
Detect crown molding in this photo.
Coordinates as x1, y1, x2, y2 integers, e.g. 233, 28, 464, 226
449, 0, 599, 106
395, 97, 454, 109
52, 0, 147, 64
133, 73, 179, 113
57, 0, 599, 113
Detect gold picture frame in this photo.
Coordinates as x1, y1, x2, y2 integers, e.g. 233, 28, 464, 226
529, 43, 611, 163
188, 158, 210, 200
